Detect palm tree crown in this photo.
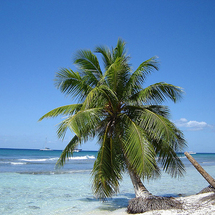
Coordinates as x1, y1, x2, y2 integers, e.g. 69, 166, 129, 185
39, 39, 186, 199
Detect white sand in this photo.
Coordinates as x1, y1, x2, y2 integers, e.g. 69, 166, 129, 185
108, 192, 215, 215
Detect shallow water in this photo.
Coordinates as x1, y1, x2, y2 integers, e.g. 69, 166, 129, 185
0, 149, 215, 214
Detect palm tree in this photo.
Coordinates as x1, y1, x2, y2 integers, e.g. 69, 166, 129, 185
39, 39, 186, 203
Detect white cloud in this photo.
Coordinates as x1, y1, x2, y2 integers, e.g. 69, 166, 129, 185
174, 118, 212, 131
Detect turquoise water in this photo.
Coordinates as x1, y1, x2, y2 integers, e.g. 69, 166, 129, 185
0, 149, 215, 214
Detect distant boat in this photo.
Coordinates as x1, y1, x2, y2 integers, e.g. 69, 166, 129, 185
189, 151, 196, 154
40, 147, 52, 151
40, 138, 52, 151
73, 148, 82, 152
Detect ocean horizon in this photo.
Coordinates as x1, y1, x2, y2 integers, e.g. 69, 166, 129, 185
1, 148, 215, 214
2, 147, 214, 153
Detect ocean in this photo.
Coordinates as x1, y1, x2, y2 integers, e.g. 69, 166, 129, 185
0, 149, 215, 215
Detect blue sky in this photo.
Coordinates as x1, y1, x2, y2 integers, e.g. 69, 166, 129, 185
1, 0, 215, 152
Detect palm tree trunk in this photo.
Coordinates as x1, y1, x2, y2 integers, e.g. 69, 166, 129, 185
184, 152, 215, 188
122, 147, 151, 198
128, 169, 151, 198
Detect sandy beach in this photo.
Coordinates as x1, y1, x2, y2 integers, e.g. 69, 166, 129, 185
108, 192, 215, 215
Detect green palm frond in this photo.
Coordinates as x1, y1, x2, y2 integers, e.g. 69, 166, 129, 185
126, 105, 171, 120
54, 68, 92, 100
56, 135, 80, 167
81, 85, 118, 110
134, 82, 183, 104
56, 107, 102, 139
38, 104, 82, 121
56, 118, 71, 140
80, 86, 103, 110
125, 56, 158, 98
159, 123, 186, 152
120, 113, 157, 178
95, 45, 113, 69
97, 85, 119, 108
92, 123, 124, 199
129, 56, 159, 86
132, 107, 186, 152
74, 49, 102, 81
144, 105, 171, 119
154, 139, 186, 178
104, 57, 130, 98
135, 107, 178, 143
125, 105, 185, 178
113, 38, 128, 60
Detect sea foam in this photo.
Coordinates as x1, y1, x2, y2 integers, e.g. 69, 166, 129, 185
11, 162, 27, 165
68, 155, 95, 160
19, 157, 58, 162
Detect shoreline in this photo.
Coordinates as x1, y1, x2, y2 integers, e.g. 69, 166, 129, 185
107, 192, 215, 215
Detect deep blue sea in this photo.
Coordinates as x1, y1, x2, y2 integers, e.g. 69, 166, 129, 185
0, 149, 215, 215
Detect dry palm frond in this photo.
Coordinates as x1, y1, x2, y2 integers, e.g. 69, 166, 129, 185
127, 195, 182, 214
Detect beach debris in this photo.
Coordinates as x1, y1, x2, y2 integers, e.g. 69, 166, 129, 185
198, 185, 215, 194
184, 152, 215, 188
199, 192, 215, 205
127, 195, 182, 214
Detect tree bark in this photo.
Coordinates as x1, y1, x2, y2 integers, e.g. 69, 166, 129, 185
122, 147, 151, 198
128, 169, 151, 198
184, 152, 215, 188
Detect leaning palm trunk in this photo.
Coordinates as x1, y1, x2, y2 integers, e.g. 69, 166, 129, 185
127, 169, 182, 214
128, 169, 151, 198
185, 152, 215, 188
